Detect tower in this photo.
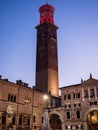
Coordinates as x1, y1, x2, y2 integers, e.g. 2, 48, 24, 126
35, 4, 59, 97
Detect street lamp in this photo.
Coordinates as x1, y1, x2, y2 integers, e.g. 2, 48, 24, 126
41, 94, 49, 130
43, 95, 48, 107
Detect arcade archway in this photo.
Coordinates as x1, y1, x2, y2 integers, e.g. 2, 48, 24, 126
49, 114, 61, 130
87, 110, 98, 130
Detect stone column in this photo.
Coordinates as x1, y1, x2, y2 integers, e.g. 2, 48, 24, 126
62, 122, 65, 130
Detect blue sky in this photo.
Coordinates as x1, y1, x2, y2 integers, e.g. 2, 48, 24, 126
0, 0, 98, 88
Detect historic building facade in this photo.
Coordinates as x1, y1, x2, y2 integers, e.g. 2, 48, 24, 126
60, 74, 98, 130
0, 3, 98, 130
0, 77, 60, 130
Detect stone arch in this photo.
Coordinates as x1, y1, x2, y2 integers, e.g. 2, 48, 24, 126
49, 109, 64, 130
49, 109, 64, 123
84, 106, 98, 121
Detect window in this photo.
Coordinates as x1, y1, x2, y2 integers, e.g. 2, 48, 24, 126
68, 104, 71, 108
76, 125, 83, 129
73, 94, 75, 99
76, 111, 80, 119
65, 105, 67, 108
33, 115, 36, 123
90, 101, 97, 106
97, 88, 98, 96
11, 95, 13, 101
90, 89, 94, 97
2, 116, 6, 124
8, 94, 11, 101
66, 125, 72, 129
12, 117, 15, 125
66, 112, 70, 119
27, 118, 30, 126
78, 103, 81, 107
42, 117, 43, 123
14, 96, 16, 102
64, 95, 66, 100
8, 94, 16, 103
67, 94, 71, 99
74, 104, 76, 107
77, 93, 80, 98
84, 90, 88, 97
19, 117, 22, 125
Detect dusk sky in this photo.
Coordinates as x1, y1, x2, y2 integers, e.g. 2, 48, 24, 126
0, 0, 98, 88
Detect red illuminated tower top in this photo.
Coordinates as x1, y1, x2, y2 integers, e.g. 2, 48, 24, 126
39, 3, 55, 24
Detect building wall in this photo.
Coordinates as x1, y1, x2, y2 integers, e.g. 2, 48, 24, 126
0, 79, 46, 130
60, 76, 98, 130
0, 78, 61, 130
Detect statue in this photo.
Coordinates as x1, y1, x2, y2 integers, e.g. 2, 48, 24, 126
7, 105, 13, 115
41, 110, 49, 130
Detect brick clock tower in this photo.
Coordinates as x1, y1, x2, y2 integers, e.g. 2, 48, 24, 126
35, 4, 59, 97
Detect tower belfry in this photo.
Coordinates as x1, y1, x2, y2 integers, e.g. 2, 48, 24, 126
35, 4, 59, 97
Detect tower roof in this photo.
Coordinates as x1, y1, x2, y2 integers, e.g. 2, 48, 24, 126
39, 4, 55, 24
